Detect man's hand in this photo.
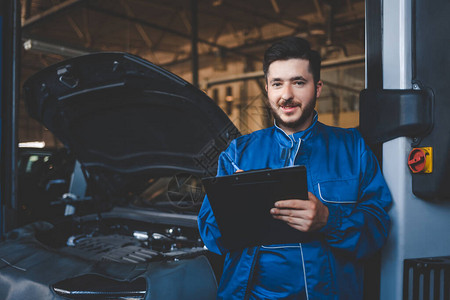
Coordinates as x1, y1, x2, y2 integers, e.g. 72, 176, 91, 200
270, 192, 329, 232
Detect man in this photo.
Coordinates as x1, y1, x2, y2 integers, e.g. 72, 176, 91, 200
198, 37, 392, 299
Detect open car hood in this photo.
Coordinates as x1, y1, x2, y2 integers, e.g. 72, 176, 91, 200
23, 52, 240, 202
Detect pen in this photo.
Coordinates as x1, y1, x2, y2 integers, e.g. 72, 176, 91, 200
223, 152, 240, 172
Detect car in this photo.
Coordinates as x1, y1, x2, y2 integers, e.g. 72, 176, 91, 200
0, 52, 240, 299
17, 147, 75, 226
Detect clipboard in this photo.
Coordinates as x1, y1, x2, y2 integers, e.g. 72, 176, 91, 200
202, 165, 313, 250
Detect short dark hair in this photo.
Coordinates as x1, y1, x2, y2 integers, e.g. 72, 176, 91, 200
263, 36, 321, 84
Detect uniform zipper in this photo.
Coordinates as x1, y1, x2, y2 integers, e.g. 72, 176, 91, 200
285, 136, 302, 166
276, 125, 312, 299
293, 138, 309, 299
244, 137, 304, 299
292, 137, 302, 165
243, 246, 260, 300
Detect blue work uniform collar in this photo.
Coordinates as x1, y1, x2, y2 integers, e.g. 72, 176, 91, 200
274, 111, 318, 147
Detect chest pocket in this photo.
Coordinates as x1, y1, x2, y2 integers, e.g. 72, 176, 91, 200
316, 178, 359, 204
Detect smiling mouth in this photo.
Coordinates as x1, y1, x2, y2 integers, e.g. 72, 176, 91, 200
280, 104, 298, 111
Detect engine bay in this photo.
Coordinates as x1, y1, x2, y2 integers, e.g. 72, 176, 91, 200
36, 217, 206, 264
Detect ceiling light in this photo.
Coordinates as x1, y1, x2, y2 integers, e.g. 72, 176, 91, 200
23, 39, 90, 57
19, 141, 46, 148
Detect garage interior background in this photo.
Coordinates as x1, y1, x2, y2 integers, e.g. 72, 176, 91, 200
20, 0, 365, 148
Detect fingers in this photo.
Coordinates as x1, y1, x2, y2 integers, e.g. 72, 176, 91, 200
270, 206, 311, 218
270, 192, 329, 232
274, 199, 307, 209
272, 212, 314, 231
271, 207, 314, 223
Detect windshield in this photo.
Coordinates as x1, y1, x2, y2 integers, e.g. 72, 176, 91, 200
131, 173, 205, 214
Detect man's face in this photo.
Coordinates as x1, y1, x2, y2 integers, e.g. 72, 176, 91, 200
265, 58, 322, 135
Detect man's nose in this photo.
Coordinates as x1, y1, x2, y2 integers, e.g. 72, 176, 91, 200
281, 85, 294, 100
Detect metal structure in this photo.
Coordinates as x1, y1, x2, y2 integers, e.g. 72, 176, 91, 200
19, 0, 365, 73
363, 0, 450, 299
1, 0, 21, 238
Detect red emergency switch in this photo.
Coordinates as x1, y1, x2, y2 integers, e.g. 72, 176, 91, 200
408, 147, 433, 173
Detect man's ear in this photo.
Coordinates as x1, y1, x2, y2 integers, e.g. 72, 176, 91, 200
265, 84, 268, 92
316, 80, 323, 98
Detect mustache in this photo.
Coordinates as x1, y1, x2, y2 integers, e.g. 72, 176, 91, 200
279, 98, 300, 106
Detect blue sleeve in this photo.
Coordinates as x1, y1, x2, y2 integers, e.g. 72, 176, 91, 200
320, 135, 392, 259
197, 144, 237, 255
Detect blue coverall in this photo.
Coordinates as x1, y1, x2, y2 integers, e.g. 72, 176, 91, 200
198, 113, 392, 299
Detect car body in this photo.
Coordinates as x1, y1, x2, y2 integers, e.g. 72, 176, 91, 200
0, 53, 240, 299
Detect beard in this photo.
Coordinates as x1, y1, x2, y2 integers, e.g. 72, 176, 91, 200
270, 95, 317, 133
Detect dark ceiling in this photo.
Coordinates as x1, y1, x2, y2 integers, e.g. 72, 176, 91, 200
21, 0, 365, 77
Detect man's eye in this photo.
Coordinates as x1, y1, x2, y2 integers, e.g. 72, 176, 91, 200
294, 81, 305, 86
272, 82, 282, 87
